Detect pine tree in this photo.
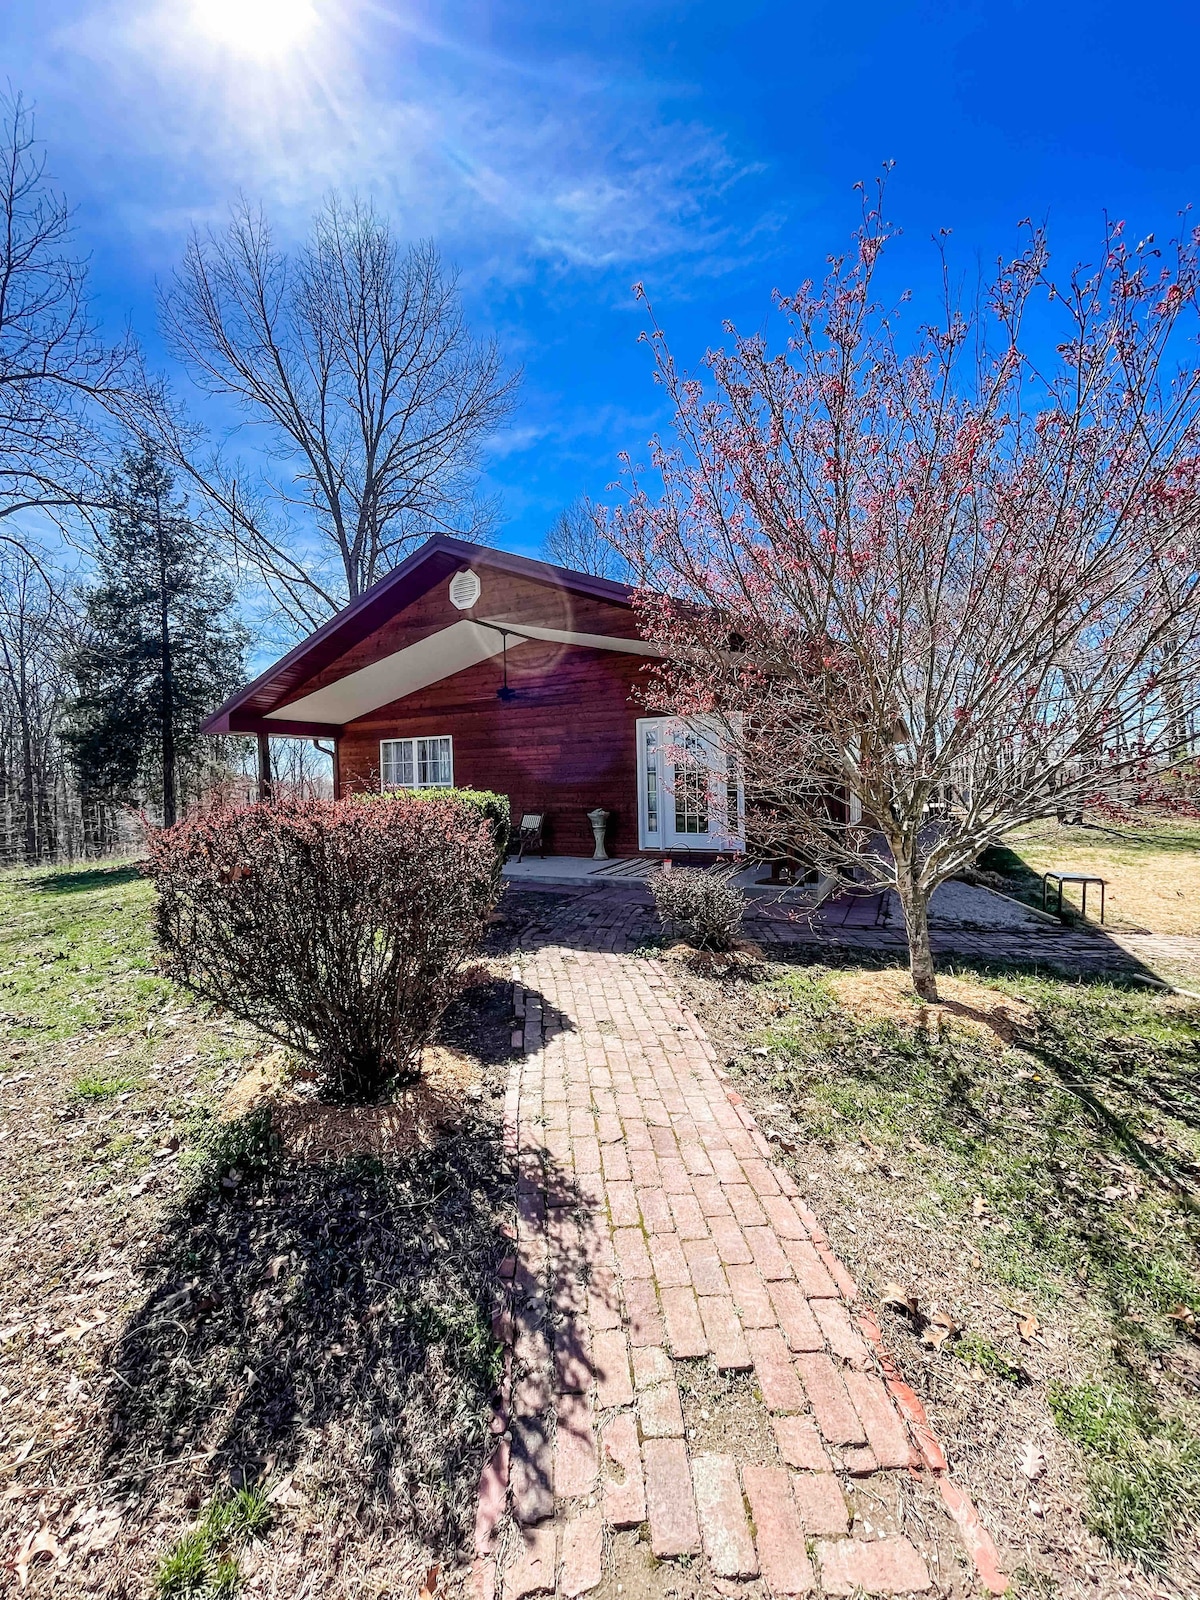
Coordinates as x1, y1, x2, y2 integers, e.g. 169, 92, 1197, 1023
64, 447, 248, 825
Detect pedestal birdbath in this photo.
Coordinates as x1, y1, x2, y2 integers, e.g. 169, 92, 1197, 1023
587, 808, 610, 860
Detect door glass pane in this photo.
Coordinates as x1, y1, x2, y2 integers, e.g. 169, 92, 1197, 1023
644, 725, 659, 833
674, 733, 709, 834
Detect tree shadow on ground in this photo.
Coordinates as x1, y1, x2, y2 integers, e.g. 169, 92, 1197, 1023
103, 1003, 530, 1560
484, 885, 659, 958
757, 949, 1200, 1327
29, 863, 143, 895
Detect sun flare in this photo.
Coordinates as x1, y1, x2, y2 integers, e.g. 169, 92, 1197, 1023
187, 0, 319, 58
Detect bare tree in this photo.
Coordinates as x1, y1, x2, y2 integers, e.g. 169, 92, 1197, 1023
542, 495, 631, 581
157, 196, 519, 631
613, 196, 1200, 1000
0, 92, 135, 551
0, 543, 134, 863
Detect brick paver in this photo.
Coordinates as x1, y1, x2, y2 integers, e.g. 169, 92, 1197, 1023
483, 906, 1008, 1599
692, 1454, 759, 1578
816, 1535, 933, 1594
743, 1465, 816, 1595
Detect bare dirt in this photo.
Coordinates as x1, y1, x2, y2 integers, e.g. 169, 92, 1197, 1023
1, 967, 519, 1599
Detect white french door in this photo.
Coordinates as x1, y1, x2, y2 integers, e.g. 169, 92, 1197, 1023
636, 717, 744, 852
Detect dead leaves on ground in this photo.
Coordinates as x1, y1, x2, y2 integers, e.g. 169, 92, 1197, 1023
420, 1563, 441, 1600
881, 1281, 921, 1319
923, 1308, 961, 1349
880, 1279, 1041, 1367
881, 1281, 960, 1346
9, 1504, 124, 1589
1019, 1440, 1047, 1481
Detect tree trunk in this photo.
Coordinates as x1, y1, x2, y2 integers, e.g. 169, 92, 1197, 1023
16, 655, 38, 863
895, 864, 939, 1002
156, 487, 178, 828
257, 732, 273, 804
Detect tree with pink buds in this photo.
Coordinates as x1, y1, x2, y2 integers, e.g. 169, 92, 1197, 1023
612, 188, 1200, 1000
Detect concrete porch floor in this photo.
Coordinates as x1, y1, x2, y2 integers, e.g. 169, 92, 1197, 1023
501, 854, 815, 896
500, 856, 1066, 934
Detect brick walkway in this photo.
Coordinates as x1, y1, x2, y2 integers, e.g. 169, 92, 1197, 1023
473, 925, 1009, 1600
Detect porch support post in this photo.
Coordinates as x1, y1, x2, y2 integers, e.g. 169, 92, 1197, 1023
256, 732, 273, 804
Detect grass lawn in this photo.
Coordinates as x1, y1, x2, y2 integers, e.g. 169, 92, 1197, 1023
673, 952, 1200, 1593
0, 862, 515, 1599
981, 813, 1200, 937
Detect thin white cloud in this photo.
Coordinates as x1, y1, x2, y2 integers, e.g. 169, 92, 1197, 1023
30, 0, 773, 283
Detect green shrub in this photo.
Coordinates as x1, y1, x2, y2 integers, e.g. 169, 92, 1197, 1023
363, 787, 510, 879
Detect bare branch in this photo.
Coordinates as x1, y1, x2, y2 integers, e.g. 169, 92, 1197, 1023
154, 195, 519, 631
0, 91, 138, 544
612, 196, 1200, 999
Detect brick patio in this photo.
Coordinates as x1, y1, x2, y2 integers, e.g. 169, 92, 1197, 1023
473, 911, 1012, 1599
498, 878, 1200, 983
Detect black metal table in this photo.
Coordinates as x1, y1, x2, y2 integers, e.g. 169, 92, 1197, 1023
1041, 871, 1107, 924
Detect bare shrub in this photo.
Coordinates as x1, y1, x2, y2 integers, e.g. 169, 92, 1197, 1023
649, 864, 746, 951
149, 793, 502, 1102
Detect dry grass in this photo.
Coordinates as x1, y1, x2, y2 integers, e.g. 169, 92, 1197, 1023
994, 815, 1200, 936
823, 967, 1036, 1045
670, 950, 1200, 1597
0, 863, 520, 1599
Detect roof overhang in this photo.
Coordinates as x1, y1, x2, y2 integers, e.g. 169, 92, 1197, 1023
265, 619, 659, 727
202, 534, 643, 738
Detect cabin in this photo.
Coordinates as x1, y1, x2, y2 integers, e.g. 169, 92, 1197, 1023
202, 535, 744, 861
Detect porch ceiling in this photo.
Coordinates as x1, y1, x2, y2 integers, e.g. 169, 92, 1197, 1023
264, 618, 661, 728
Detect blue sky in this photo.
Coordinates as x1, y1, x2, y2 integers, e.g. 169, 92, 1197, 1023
6, 0, 1200, 566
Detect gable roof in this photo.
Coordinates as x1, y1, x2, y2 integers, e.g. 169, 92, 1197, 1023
202, 534, 639, 737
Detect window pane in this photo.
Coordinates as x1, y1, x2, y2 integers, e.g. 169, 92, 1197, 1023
381, 740, 413, 787
417, 736, 452, 787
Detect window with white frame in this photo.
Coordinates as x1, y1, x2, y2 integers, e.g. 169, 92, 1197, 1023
379, 736, 454, 789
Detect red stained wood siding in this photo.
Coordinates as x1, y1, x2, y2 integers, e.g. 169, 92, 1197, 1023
276, 565, 643, 710
291, 566, 655, 857
338, 641, 650, 857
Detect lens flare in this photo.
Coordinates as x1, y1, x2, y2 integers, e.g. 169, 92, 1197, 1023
187, 0, 319, 59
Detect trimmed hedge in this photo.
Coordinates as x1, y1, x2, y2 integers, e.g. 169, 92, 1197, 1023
149, 792, 502, 1103
361, 787, 510, 879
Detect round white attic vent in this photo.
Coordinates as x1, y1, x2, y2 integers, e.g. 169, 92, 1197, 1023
449, 568, 481, 610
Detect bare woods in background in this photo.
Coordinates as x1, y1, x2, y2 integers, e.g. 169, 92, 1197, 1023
0, 91, 512, 863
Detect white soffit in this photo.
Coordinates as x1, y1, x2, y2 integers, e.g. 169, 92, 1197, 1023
485, 621, 661, 657
265, 618, 659, 726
